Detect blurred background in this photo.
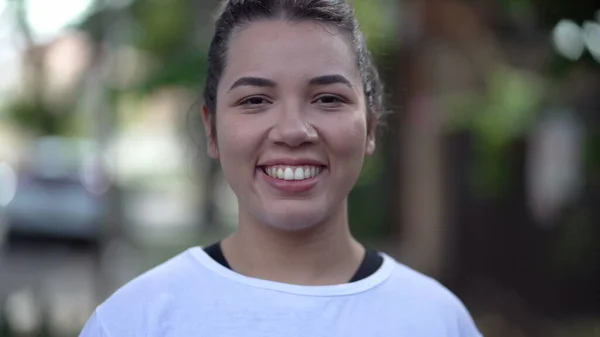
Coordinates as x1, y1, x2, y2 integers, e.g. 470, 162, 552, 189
0, 0, 598, 336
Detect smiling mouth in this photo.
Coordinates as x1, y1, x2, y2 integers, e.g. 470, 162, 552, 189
260, 165, 325, 181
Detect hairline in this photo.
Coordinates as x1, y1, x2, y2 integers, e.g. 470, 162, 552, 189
228, 16, 355, 49
203, 1, 383, 138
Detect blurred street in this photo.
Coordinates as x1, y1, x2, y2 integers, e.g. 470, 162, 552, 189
0, 221, 226, 336
0, 238, 97, 334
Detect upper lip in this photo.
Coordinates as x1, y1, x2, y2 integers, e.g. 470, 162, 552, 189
258, 158, 327, 167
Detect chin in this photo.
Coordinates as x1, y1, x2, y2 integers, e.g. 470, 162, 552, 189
261, 206, 329, 232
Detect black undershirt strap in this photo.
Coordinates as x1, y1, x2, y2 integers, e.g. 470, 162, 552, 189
204, 241, 231, 270
203, 242, 383, 283
348, 247, 383, 282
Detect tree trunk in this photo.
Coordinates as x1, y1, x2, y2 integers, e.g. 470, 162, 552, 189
392, 0, 447, 278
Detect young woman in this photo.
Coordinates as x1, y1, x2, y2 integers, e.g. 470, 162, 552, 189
81, 0, 483, 336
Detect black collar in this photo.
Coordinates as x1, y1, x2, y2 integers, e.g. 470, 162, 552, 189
204, 242, 383, 283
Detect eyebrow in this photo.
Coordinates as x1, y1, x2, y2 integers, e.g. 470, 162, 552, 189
309, 74, 353, 88
227, 74, 353, 92
228, 77, 276, 92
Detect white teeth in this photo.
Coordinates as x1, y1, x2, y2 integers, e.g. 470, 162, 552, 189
284, 167, 294, 180
264, 165, 324, 181
294, 168, 304, 180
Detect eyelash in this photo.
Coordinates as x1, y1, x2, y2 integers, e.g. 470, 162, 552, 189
313, 94, 346, 105
239, 96, 271, 106
237, 94, 348, 108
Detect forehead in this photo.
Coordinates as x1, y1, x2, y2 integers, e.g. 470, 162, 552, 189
220, 20, 360, 90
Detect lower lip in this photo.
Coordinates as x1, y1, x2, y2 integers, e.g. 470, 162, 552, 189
258, 168, 323, 193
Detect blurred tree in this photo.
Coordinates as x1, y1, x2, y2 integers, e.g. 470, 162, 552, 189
439, 0, 600, 320
77, 0, 219, 236
446, 65, 544, 198
347, 0, 398, 240
2, 0, 77, 137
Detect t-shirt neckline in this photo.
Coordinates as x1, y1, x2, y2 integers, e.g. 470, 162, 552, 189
188, 246, 396, 296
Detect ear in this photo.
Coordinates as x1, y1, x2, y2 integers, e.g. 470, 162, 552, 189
201, 105, 219, 159
365, 123, 376, 156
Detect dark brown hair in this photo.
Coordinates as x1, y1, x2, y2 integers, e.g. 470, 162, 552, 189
202, 0, 385, 135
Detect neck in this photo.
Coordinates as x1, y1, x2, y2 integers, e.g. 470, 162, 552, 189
221, 202, 365, 285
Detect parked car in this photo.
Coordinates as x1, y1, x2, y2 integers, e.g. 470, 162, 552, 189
3, 137, 107, 245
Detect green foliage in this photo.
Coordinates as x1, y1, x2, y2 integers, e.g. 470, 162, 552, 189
446, 65, 544, 197
1, 100, 76, 136
352, 0, 395, 53
130, 0, 190, 58
348, 144, 389, 239
356, 148, 385, 187
348, 184, 388, 240
77, 0, 208, 96
138, 49, 208, 93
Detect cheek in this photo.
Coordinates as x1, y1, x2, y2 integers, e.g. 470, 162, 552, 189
322, 113, 368, 158
215, 116, 261, 165
216, 121, 243, 154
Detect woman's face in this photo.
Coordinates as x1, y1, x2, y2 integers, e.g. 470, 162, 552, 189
203, 19, 375, 231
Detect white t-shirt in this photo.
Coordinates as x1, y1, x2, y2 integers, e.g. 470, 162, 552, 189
80, 247, 483, 337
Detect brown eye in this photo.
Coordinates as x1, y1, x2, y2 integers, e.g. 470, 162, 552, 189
314, 94, 345, 106
240, 96, 270, 106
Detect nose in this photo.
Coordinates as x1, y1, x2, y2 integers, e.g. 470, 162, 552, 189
268, 103, 318, 147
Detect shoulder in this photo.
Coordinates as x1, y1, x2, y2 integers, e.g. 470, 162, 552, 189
82, 248, 207, 336
378, 256, 483, 336
385, 260, 462, 304
105, 248, 201, 300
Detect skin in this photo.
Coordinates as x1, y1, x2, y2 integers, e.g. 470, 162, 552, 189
202, 20, 376, 285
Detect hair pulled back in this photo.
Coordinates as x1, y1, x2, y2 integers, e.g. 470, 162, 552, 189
202, 0, 385, 135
